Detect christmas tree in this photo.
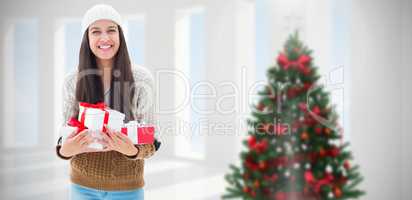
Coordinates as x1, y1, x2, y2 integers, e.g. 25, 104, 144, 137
223, 32, 364, 200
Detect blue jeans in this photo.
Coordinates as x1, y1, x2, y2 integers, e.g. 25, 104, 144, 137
70, 183, 144, 200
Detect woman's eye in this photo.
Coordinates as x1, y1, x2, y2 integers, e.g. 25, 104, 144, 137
108, 29, 117, 33
92, 31, 101, 34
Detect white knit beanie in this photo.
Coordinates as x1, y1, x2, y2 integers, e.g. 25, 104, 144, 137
81, 4, 123, 33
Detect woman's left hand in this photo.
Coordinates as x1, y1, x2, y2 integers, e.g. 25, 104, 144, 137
100, 127, 138, 157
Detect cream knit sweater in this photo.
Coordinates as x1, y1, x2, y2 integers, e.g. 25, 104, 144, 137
56, 65, 157, 190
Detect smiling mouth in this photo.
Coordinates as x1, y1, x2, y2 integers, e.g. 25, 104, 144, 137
98, 45, 113, 49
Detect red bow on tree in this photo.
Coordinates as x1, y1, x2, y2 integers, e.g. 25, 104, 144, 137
277, 53, 312, 75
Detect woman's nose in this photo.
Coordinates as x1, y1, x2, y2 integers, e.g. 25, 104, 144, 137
100, 32, 110, 40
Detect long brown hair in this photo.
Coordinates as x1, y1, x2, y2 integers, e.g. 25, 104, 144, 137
75, 26, 135, 121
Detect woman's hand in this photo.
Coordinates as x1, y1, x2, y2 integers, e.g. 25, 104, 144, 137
100, 128, 138, 157
59, 129, 103, 157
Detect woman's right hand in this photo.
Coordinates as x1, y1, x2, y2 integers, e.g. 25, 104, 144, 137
59, 129, 96, 157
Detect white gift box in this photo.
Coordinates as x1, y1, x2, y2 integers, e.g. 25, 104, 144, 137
107, 109, 125, 131
121, 121, 155, 144
78, 105, 125, 132
124, 121, 139, 144
78, 107, 107, 131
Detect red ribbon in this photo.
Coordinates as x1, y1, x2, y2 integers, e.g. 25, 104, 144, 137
67, 117, 86, 134
277, 53, 311, 75
79, 102, 109, 133
121, 126, 155, 144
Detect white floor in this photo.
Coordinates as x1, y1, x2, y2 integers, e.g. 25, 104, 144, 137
0, 150, 227, 200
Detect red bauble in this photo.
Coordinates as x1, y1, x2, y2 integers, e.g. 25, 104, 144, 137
344, 160, 351, 170
245, 158, 258, 170
312, 106, 321, 115
259, 160, 268, 170
257, 103, 265, 111
303, 82, 313, 91
315, 127, 322, 135
304, 115, 316, 125
299, 102, 307, 111
248, 136, 256, 149
304, 170, 315, 183
330, 147, 340, 157
319, 148, 326, 157
254, 180, 260, 188
301, 132, 309, 141
256, 139, 269, 153
324, 127, 331, 135
243, 186, 250, 193
287, 87, 297, 98
334, 187, 342, 198
301, 67, 311, 75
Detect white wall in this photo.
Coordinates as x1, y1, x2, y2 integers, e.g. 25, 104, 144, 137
401, 0, 412, 199
350, 0, 411, 199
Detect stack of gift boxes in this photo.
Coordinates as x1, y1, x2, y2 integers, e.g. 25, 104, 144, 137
60, 102, 155, 150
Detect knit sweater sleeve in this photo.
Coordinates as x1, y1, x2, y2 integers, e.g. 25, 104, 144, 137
125, 65, 158, 160
56, 72, 78, 160
62, 73, 79, 126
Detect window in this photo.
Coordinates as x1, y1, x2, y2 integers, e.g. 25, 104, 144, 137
330, 0, 351, 141
124, 16, 145, 65
3, 19, 39, 148
175, 7, 206, 159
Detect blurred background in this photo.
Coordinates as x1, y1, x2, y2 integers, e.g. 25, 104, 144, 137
0, 0, 411, 199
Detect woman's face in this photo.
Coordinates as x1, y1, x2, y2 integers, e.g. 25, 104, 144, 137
88, 19, 120, 61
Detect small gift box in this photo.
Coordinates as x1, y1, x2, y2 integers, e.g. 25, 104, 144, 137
121, 121, 155, 144
106, 109, 125, 132
78, 102, 109, 132
78, 101, 125, 130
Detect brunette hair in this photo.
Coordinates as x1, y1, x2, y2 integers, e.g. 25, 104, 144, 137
75, 26, 135, 121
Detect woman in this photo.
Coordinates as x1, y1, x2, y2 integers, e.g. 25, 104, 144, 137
55, 4, 159, 200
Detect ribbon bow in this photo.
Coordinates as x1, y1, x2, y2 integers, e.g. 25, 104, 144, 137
277, 53, 311, 75
67, 117, 86, 134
